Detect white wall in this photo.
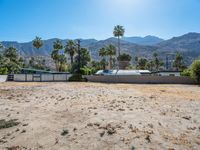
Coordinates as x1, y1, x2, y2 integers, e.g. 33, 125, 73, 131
14, 74, 72, 82
158, 72, 180, 77
0, 75, 7, 82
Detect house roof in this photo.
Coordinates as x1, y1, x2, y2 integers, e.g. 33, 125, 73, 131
20, 68, 70, 74
96, 70, 151, 75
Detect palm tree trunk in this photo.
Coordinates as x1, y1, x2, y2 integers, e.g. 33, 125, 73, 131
110, 56, 112, 69
118, 36, 120, 57
70, 55, 73, 65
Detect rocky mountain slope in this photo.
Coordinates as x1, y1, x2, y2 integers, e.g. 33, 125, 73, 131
1, 33, 200, 66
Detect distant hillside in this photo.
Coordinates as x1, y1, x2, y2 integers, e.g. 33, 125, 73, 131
86, 38, 156, 60
1, 33, 200, 66
1, 38, 97, 57
156, 33, 200, 61
122, 35, 164, 45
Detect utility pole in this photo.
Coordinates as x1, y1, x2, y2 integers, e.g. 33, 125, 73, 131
77, 39, 81, 74
166, 55, 169, 70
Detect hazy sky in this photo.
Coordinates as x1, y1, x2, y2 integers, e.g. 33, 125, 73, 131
0, 0, 200, 42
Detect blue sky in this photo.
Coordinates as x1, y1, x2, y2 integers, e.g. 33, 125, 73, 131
0, 0, 200, 42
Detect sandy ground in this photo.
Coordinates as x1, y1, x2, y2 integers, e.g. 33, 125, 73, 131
0, 82, 200, 150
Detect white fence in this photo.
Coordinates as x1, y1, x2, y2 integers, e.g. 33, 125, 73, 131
14, 74, 72, 82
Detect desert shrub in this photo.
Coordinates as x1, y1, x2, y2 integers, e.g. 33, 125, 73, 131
61, 129, 69, 136
191, 60, 200, 83
0, 67, 8, 75
68, 74, 88, 82
0, 119, 20, 129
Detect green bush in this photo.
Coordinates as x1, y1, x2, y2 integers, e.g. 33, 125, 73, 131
80, 67, 96, 75
191, 60, 200, 83
68, 74, 88, 82
0, 67, 8, 75
181, 69, 191, 77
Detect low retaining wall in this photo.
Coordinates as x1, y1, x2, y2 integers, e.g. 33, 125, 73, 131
84, 75, 196, 84
14, 74, 72, 82
0, 75, 7, 82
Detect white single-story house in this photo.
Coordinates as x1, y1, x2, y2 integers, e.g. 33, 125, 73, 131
95, 70, 151, 76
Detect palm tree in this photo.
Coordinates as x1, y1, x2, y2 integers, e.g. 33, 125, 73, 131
99, 48, 107, 59
51, 40, 63, 71
173, 53, 185, 71
65, 40, 77, 65
99, 48, 107, 70
51, 49, 59, 71
33, 36, 43, 50
113, 25, 125, 56
53, 40, 63, 50
106, 44, 116, 69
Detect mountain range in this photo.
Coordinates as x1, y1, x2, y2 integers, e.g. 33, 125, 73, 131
1, 32, 200, 66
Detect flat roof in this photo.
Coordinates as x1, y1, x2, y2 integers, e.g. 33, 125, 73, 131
21, 68, 69, 74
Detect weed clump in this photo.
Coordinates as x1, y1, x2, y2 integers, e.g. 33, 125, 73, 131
0, 119, 20, 130
61, 129, 69, 136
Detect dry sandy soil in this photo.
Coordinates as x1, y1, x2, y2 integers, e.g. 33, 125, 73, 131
0, 82, 200, 150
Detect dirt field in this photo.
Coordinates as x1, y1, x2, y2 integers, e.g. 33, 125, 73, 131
0, 82, 200, 150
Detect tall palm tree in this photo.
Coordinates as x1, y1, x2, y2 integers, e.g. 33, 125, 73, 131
113, 25, 125, 57
51, 40, 63, 71
173, 53, 184, 71
65, 40, 77, 65
33, 36, 43, 50
106, 44, 116, 69
51, 49, 59, 71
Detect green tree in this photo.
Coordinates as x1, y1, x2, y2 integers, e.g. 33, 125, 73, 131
181, 68, 191, 77
65, 40, 77, 65
191, 60, 200, 83
106, 44, 116, 69
146, 60, 154, 71
118, 53, 132, 62
79, 48, 91, 67
138, 58, 148, 70
117, 53, 132, 69
33, 36, 43, 50
173, 53, 185, 71
153, 53, 163, 71
113, 25, 125, 56
58, 54, 68, 72
72, 48, 91, 73
28, 57, 48, 70
3, 47, 23, 73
